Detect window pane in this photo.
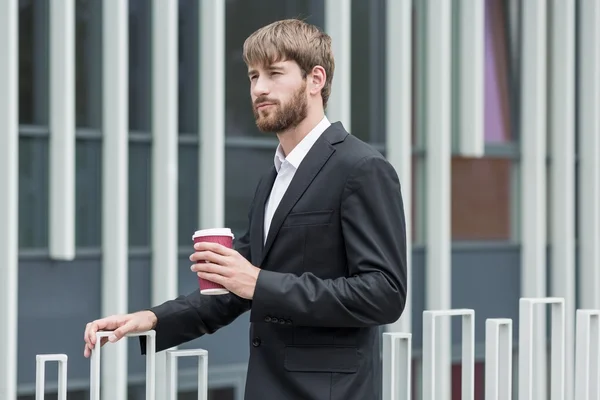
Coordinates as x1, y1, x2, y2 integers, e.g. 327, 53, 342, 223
18, 136, 49, 249
178, 0, 199, 134
129, 142, 152, 246
75, 0, 102, 129
225, 147, 275, 235
178, 143, 199, 245
75, 140, 102, 247
19, 0, 49, 125
451, 157, 512, 240
129, 0, 151, 132
225, 0, 325, 137
351, 0, 386, 143
484, 0, 514, 143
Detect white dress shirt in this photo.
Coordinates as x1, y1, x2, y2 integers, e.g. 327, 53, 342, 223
264, 116, 331, 243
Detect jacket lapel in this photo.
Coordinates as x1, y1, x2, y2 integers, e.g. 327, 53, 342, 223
250, 167, 277, 265
260, 139, 336, 265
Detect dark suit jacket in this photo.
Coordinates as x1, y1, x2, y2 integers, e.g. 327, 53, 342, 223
141, 122, 407, 400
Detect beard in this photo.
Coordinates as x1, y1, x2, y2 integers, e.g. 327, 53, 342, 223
253, 81, 308, 133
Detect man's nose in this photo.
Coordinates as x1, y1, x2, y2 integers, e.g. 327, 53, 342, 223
252, 76, 269, 97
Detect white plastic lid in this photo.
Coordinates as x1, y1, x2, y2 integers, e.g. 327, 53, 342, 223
192, 228, 234, 239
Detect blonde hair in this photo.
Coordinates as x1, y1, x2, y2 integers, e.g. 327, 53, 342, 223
243, 19, 335, 108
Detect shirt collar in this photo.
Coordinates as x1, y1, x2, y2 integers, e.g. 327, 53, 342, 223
274, 116, 331, 172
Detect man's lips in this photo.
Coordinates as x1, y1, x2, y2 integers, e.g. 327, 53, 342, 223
256, 103, 275, 110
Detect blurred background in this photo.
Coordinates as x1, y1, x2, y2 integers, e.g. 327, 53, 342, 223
0, 0, 598, 399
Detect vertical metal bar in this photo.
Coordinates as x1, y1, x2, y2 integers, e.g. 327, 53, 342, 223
455, 0, 485, 157
35, 354, 68, 400
101, 0, 129, 398
549, 2, 576, 399
384, 0, 412, 334
200, 0, 226, 229
0, 0, 19, 397
519, 298, 566, 400
519, 299, 534, 400
49, 0, 75, 260
578, 0, 600, 310
422, 310, 475, 400
424, 1, 452, 397
520, 1, 548, 398
166, 349, 209, 400
575, 310, 600, 400
91, 331, 157, 400
422, 312, 436, 400
551, 301, 566, 400
462, 313, 475, 400
166, 352, 178, 400
152, 1, 179, 397
485, 319, 513, 400
382, 333, 412, 400
325, 0, 351, 130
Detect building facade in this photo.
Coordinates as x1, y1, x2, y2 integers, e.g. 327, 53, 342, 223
0, 0, 598, 399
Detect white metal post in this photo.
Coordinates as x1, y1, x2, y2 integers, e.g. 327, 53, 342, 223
422, 309, 475, 400
151, 1, 179, 397
166, 349, 209, 400
35, 354, 68, 400
577, 0, 600, 311
454, 0, 485, 157
200, 0, 226, 229
49, 0, 75, 261
0, 0, 19, 398
520, 1, 548, 398
575, 310, 600, 400
382, 332, 412, 400
518, 298, 565, 400
325, 0, 351, 130
423, 0, 453, 397
384, 0, 412, 334
101, 0, 129, 398
485, 319, 512, 400
90, 331, 156, 400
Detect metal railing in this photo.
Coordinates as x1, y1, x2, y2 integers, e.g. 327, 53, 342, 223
33, 297, 600, 400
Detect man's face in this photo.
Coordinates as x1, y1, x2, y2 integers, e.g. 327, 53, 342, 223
248, 60, 308, 133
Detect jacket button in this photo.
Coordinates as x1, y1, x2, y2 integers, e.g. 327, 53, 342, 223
285, 319, 292, 325
252, 337, 261, 347
264, 316, 271, 322
271, 317, 279, 324
278, 319, 286, 324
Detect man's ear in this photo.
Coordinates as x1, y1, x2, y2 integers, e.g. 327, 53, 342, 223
308, 66, 326, 95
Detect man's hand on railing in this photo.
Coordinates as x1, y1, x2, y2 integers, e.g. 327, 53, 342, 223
83, 311, 158, 358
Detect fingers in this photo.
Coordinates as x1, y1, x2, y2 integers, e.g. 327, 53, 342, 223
83, 315, 126, 357
191, 262, 231, 277
197, 271, 227, 287
189, 249, 229, 265
110, 319, 138, 343
193, 241, 235, 256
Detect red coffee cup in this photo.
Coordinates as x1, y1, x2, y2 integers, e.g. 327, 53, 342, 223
193, 228, 235, 295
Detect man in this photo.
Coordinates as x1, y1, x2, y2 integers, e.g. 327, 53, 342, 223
84, 19, 407, 400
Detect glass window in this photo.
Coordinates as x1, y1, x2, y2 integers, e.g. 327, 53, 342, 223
75, 0, 103, 129
75, 140, 102, 247
129, 0, 151, 132
18, 136, 49, 249
225, 0, 325, 137
178, 143, 200, 245
484, 0, 515, 143
451, 157, 512, 240
178, 0, 199, 134
129, 142, 152, 246
19, 0, 49, 125
351, 0, 386, 143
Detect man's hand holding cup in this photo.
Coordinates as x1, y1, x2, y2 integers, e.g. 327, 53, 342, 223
190, 228, 260, 299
